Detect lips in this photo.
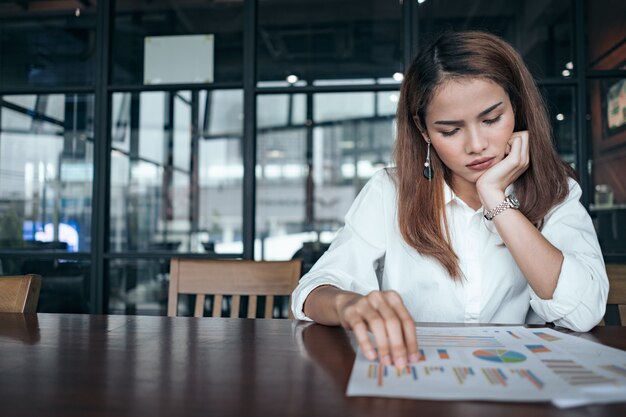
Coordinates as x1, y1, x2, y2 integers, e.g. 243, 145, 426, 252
466, 156, 495, 171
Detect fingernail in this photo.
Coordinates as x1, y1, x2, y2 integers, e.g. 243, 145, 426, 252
381, 355, 392, 366
395, 357, 407, 368
365, 350, 376, 360
409, 353, 419, 363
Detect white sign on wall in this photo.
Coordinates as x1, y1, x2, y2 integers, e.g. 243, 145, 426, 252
144, 34, 214, 85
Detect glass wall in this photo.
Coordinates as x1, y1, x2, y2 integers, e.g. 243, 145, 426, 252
107, 258, 171, 315
110, 90, 243, 254
257, 0, 404, 84
0, 0, 624, 314
0, 93, 94, 313
103, 0, 246, 315
0, 2, 97, 314
586, 0, 626, 262
111, 0, 243, 85
0, 256, 91, 313
543, 87, 576, 165
0, 94, 94, 252
0, 4, 97, 88
255, 91, 397, 272
417, 0, 574, 79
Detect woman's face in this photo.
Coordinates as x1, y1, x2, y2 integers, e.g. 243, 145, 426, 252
423, 78, 516, 193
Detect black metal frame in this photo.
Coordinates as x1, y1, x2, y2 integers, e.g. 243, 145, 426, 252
1, 0, 625, 314
573, 0, 589, 208
90, 0, 113, 314
242, 0, 257, 260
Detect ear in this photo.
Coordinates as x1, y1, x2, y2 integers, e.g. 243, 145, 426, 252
412, 115, 430, 142
412, 115, 421, 129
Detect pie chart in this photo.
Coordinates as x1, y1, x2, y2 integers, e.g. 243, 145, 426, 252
473, 349, 526, 363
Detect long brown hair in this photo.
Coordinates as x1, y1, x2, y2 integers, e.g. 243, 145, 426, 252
393, 30, 575, 279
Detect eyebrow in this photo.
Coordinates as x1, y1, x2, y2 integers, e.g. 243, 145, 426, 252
433, 102, 503, 126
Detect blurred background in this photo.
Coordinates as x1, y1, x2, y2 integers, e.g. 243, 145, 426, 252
0, 0, 624, 316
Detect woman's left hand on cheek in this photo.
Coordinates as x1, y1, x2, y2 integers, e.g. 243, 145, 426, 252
476, 130, 530, 204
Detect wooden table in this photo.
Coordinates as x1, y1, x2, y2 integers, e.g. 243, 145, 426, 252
1, 313, 625, 417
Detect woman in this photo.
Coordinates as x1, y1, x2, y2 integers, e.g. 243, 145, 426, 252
291, 31, 608, 369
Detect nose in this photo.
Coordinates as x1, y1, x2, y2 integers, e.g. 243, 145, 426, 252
465, 127, 488, 154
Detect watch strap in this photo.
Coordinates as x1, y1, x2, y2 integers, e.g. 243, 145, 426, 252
484, 196, 517, 221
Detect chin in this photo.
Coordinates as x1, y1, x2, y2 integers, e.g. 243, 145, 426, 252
468, 171, 486, 182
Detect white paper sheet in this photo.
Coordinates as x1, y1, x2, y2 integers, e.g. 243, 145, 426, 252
346, 326, 626, 406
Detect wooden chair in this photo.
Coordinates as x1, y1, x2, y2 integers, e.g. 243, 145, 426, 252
0, 274, 42, 313
604, 264, 626, 325
168, 259, 301, 318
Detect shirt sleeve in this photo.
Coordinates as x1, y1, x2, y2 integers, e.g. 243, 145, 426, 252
528, 178, 609, 332
291, 172, 388, 320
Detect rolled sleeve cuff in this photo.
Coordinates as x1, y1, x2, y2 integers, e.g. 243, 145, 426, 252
528, 254, 600, 331
291, 274, 348, 321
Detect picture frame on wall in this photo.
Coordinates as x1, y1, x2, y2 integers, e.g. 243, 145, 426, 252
603, 76, 626, 140
595, 61, 626, 152
143, 34, 214, 85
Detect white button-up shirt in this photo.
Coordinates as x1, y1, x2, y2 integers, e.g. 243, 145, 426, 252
292, 169, 609, 332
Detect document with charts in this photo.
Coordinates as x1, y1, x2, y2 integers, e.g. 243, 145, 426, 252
346, 326, 626, 406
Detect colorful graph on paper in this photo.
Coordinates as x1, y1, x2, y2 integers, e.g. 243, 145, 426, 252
347, 326, 626, 404
473, 349, 526, 363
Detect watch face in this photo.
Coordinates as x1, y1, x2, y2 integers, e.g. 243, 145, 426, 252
508, 195, 521, 209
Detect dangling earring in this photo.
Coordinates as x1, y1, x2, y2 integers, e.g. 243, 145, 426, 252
423, 140, 433, 181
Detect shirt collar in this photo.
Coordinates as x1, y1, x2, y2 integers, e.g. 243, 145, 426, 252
443, 181, 455, 206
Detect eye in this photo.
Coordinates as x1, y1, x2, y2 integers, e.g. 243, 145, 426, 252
441, 128, 459, 137
484, 114, 502, 125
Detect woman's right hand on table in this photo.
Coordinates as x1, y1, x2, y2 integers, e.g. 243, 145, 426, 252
335, 290, 420, 367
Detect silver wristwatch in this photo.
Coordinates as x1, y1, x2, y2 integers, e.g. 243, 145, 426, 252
483, 195, 520, 220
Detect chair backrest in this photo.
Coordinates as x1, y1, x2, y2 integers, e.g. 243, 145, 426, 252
605, 264, 626, 325
0, 274, 42, 313
168, 258, 301, 318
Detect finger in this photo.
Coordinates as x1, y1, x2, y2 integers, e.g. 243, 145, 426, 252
361, 306, 392, 366
520, 132, 530, 166
374, 296, 408, 367
350, 319, 377, 361
505, 135, 518, 157
509, 130, 529, 156
403, 319, 420, 363
508, 135, 523, 165
510, 130, 527, 141
384, 293, 419, 363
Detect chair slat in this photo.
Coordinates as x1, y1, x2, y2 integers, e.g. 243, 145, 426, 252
247, 296, 257, 319
230, 295, 240, 318
264, 295, 274, 319
212, 295, 223, 317
194, 295, 206, 318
